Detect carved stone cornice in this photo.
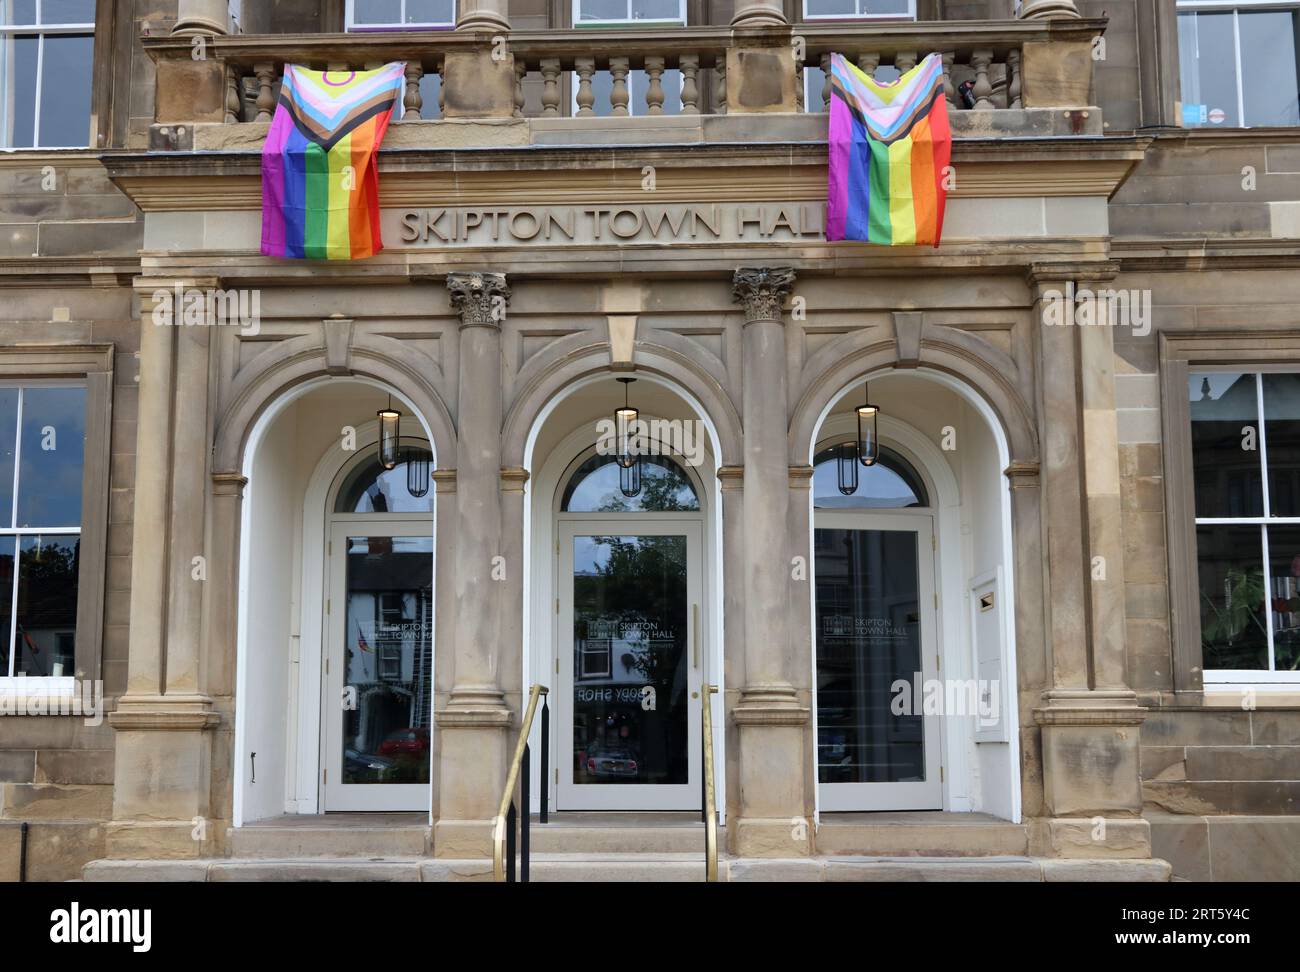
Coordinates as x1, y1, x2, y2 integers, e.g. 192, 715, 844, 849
211, 471, 248, 497
500, 466, 530, 493
716, 465, 744, 489
1033, 689, 1147, 727
1003, 460, 1041, 488
733, 684, 811, 726
732, 267, 796, 324
447, 272, 510, 329
432, 469, 457, 493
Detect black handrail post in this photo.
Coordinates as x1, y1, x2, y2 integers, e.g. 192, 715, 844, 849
540, 695, 550, 824
19, 821, 28, 883
521, 743, 531, 884
506, 801, 517, 883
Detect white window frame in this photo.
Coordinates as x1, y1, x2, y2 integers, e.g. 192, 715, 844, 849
0, 0, 95, 149
802, 0, 916, 21
345, 0, 455, 30
1192, 368, 1300, 687
1176, 0, 1300, 129
0, 380, 85, 684
572, 0, 686, 26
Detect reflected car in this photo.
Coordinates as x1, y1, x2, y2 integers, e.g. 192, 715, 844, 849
586, 747, 639, 779
378, 727, 430, 758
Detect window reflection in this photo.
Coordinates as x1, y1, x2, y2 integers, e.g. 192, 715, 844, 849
561, 453, 700, 513
812, 445, 928, 509
1190, 373, 1262, 518
335, 446, 434, 514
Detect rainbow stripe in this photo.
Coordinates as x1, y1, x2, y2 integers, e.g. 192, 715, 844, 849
826, 53, 951, 248
261, 63, 405, 261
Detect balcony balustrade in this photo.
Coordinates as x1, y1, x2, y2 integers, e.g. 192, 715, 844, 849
141, 20, 1105, 150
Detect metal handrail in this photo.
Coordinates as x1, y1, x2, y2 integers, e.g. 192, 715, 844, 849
492, 683, 550, 882
702, 684, 719, 882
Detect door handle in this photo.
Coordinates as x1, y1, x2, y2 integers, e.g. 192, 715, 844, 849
692, 603, 700, 669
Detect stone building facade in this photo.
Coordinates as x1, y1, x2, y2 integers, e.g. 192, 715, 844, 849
0, 0, 1296, 881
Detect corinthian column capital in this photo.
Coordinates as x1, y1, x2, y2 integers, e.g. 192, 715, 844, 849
447, 272, 510, 328
731, 267, 796, 323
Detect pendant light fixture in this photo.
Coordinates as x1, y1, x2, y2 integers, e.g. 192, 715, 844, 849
406, 448, 431, 498
614, 377, 642, 498
857, 386, 880, 467
836, 440, 859, 496
378, 395, 401, 470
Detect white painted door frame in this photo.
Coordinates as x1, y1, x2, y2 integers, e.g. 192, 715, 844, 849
555, 515, 704, 811
814, 509, 943, 812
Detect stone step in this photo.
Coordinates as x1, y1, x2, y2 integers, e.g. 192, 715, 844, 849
84, 854, 1171, 882
227, 824, 430, 859
813, 813, 1030, 857
526, 812, 708, 854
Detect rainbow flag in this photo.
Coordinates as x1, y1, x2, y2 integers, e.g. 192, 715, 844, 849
826, 52, 951, 248
261, 63, 405, 260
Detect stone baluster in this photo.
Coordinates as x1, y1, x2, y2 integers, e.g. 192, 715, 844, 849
856, 52, 880, 81
514, 60, 526, 118
225, 68, 242, 124
540, 58, 562, 116
941, 51, 956, 107
575, 57, 596, 116
610, 57, 631, 116
254, 63, 277, 123
794, 56, 804, 112
679, 55, 700, 114
970, 50, 994, 109
438, 62, 446, 115
1008, 48, 1023, 109
644, 56, 666, 115
820, 53, 832, 111
403, 63, 424, 120
894, 50, 917, 75
713, 61, 727, 114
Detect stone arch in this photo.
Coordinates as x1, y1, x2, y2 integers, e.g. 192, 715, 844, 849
213, 341, 456, 473
788, 334, 1038, 465
502, 343, 743, 468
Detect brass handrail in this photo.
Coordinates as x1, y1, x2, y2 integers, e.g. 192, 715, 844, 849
492, 683, 549, 882
702, 684, 719, 882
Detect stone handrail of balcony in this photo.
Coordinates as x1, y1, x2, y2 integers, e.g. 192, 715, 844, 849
141, 19, 1105, 139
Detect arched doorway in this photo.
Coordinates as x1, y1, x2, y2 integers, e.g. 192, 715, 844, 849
233, 378, 438, 823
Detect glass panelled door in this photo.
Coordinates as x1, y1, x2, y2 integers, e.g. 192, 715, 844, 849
557, 520, 702, 810
323, 523, 434, 811
814, 512, 941, 811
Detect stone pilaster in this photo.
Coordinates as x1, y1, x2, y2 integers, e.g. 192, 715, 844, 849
729, 268, 810, 857
108, 279, 221, 860
1026, 265, 1147, 859
731, 0, 788, 27
1018, 0, 1081, 18
434, 272, 513, 858
456, 0, 510, 31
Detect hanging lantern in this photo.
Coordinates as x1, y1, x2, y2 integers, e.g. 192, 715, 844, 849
619, 456, 642, 498
857, 389, 880, 467
836, 441, 859, 496
614, 377, 639, 470
406, 448, 431, 498
378, 396, 401, 470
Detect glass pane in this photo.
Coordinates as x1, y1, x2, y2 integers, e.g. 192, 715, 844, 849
352, 0, 401, 24
0, 537, 13, 676
630, 0, 680, 21
860, 0, 910, 12
14, 535, 78, 678
17, 386, 85, 529
577, 0, 627, 21
1263, 373, 1300, 517
0, 389, 19, 527
815, 528, 925, 784
334, 448, 434, 514
561, 454, 699, 512
341, 535, 433, 785
0, 34, 39, 148
812, 445, 928, 509
37, 33, 92, 148
1198, 525, 1268, 671
40, 0, 94, 24
1, 1, 37, 26
1177, 12, 1239, 127
572, 534, 688, 785
1190, 373, 1262, 518
405, 0, 453, 23
1267, 526, 1300, 672
805, 0, 855, 15
1239, 11, 1300, 128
